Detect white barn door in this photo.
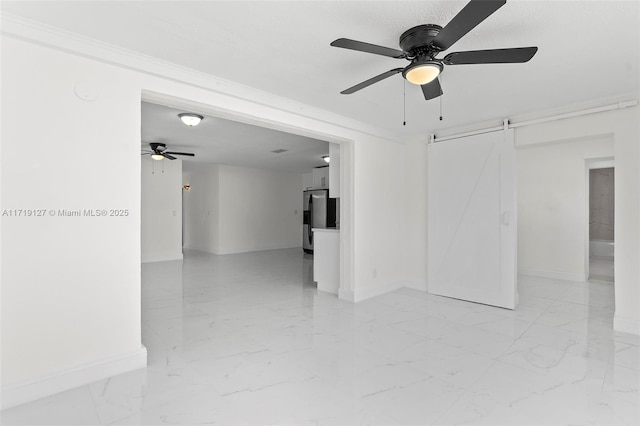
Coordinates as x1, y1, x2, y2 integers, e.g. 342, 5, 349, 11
428, 129, 517, 309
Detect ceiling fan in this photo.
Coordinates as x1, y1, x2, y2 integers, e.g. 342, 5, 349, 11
142, 142, 195, 160
330, 0, 538, 100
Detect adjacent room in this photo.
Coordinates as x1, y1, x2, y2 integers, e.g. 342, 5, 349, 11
1, 1, 638, 425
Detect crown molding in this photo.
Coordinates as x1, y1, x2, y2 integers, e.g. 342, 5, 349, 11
0, 12, 398, 142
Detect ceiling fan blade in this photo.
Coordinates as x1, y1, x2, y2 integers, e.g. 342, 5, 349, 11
331, 38, 406, 59
165, 151, 195, 157
432, 0, 506, 51
421, 78, 443, 101
444, 47, 538, 65
163, 153, 177, 160
341, 68, 404, 94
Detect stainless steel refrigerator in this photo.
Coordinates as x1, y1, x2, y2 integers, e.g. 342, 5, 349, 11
303, 189, 337, 254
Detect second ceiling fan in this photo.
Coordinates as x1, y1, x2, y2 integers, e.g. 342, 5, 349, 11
144, 142, 194, 160
330, 0, 538, 100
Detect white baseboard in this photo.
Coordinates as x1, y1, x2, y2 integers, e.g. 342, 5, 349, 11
317, 280, 339, 295
339, 281, 424, 304
214, 244, 301, 255
0, 346, 147, 410
614, 315, 640, 336
404, 280, 428, 292
519, 267, 587, 282
353, 281, 405, 303
141, 252, 183, 263
185, 245, 302, 256
338, 288, 354, 302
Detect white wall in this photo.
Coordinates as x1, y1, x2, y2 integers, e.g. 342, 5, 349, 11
182, 164, 220, 253
329, 142, 341, 198
517, 134, 614, 281
218, 165, 303, 254
401, 137, 429, 291
352, 137, 408, 300
302, 172, 313, 190
141, 157, 183, 262
184, 163, 303, 254
1, 37, 146, 406
515, 105, 640, 334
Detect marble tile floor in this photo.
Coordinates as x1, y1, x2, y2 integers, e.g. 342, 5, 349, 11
2, 248, 638, 425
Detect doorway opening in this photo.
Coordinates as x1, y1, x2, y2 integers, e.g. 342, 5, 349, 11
140, 90, 354, 300
587, 158, 615, 282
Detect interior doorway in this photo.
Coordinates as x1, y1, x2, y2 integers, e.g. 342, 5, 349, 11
140, 90, 354, 300
587, 159, 615, 282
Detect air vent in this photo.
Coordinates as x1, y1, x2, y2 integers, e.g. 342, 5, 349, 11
271, 149, 288, 154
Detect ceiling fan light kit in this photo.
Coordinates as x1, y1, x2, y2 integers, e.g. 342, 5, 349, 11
178, 113, 203, 126
403, 60, 442, 85
330, 0, 537, 101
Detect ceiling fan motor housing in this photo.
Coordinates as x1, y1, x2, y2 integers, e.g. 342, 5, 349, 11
149, 142, 166, 152
399, 24, 443, 58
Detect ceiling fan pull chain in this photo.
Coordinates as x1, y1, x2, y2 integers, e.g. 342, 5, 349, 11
152, 159, 155, 175
403, 79, 406, 126
439, 90, 443, 121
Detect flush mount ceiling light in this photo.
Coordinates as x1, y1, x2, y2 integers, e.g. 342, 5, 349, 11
322, 155, 330, 163
151, 154, 165, 161
178, 113, 203, 127
402, 60, 443, 85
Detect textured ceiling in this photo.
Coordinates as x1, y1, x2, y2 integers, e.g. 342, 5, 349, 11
3, 1, 639, 168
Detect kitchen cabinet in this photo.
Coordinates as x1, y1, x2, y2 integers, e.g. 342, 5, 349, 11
312, 228, 339, 294
312, 166, 329, 188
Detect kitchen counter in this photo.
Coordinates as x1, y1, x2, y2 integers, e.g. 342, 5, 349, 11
312, 228, 340, 233
312, 228, 339, 294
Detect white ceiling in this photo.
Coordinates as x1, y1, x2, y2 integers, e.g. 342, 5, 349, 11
3, 1, 639, 162
142, 102, 329, 173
